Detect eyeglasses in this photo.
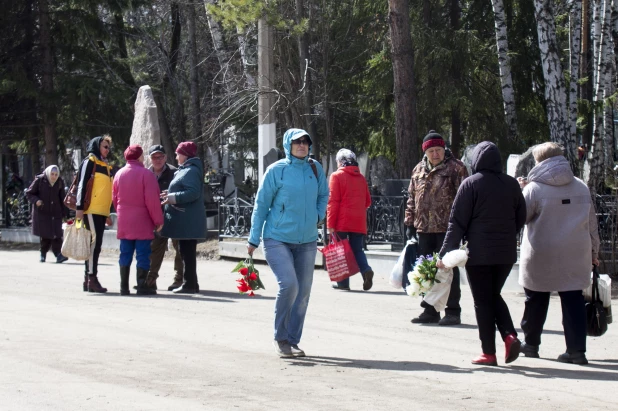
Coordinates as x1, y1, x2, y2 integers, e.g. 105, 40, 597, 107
292, 139, 310, 146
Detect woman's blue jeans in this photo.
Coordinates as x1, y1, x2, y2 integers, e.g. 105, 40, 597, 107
119, 239, 152, 270
263, 238, 317, 345
335, 232, 371, 288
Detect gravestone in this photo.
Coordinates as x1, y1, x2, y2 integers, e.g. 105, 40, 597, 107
369, 155, 397, 195
515, 145, 538, 178
460, 144, 477, 175
506, 154, 520, 177
263, 148, 284, 175
130, 85, 161, 169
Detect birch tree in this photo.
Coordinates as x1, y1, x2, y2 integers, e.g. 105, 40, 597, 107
491, 0, 518, 141
534, 0, 576, 169
568, 0, 581, 150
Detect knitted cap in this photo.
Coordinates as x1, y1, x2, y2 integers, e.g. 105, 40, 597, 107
124, 145, 143, 161
176, 141, 198, 158
422, 130, 445, 152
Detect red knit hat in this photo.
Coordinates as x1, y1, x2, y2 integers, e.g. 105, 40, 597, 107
176, 141, 198, 158
124, 144, 143, 161
421, 130, 446, 152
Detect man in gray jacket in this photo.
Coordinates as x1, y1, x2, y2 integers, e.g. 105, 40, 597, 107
143, 145, 184, 291
518, 142, 600, 365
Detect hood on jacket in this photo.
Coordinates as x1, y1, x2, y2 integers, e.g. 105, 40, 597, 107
86, 136, 105, 160
527, 155, 574, 187
471, 141, 502, 174
340, 165, 362, 176
283, 128, 311, 161
180, 156, 204, 175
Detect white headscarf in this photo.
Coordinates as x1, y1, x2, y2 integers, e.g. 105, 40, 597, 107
44, 165, 59, 186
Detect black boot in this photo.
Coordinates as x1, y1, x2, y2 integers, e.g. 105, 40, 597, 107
40, 252, 46, 263
55, 253, 69, 263
83, 274, 88, 292
136, 268, 156, 295
120, 266, 131, 296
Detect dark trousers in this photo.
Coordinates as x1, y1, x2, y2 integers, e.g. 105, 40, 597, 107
417, 232, 461, 316
335, 232, 372, 288
149, 235, 183, 279
84, 214, 106, 275
178, 239, 198, 287
40, 237, 62, 256
466, 264, 516, 354
521, 288, 586, 353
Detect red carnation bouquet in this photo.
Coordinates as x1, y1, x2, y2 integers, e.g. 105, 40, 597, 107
231, 256, 265, 296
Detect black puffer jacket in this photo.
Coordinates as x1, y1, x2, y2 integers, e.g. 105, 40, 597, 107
440, 141, 526, 265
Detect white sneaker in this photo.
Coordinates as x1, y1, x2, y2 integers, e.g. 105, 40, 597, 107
290, 344, 306, 357
273, 340, 294, 358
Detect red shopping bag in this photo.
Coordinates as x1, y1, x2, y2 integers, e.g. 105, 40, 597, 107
318, 233, 360, 282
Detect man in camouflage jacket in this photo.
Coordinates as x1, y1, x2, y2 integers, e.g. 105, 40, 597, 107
405, 131, 469, 325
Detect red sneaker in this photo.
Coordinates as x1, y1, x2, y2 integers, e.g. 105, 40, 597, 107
471, 353, 498, 366
504, 334, 521, 364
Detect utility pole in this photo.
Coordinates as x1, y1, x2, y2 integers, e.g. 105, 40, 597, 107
257, 18, 277, 184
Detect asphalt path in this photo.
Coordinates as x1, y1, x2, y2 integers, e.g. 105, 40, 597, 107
1, 248, 617, 410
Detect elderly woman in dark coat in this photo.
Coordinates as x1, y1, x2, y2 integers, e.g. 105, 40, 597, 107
160, 141, 207, 294
26, 165, 69, 263
438, 142, 526, 366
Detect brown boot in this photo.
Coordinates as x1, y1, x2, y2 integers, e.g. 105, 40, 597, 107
87, 275, 108, 293
167, 271, 183, 291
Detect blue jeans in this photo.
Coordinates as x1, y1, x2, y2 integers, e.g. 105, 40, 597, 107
335, 232, 371, 288
263, 238, 317, 345
119, 239, 152, 270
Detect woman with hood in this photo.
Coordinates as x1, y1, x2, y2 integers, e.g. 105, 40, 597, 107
247, 128, 329, 358
438, 141, 526, 366
327, 148, 373, 291
160, 141, 206, 294
76, 135, 114, 293
26, 165, 69, 263
517, 142, 600, 365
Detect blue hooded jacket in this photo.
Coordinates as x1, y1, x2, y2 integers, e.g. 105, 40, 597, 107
248, 129, 329, 246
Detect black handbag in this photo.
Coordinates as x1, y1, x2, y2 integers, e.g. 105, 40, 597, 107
586, 266, 608, 337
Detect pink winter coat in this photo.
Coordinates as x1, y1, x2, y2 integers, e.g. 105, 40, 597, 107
112, 160, 163, 240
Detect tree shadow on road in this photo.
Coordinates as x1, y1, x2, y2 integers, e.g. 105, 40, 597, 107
287, 356, 618, 381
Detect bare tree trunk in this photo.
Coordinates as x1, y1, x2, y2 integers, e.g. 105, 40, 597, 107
388, 0, 420, 177
39, 0, 57, 167
581, 0, 593, 147
534, 0, 576, 169
296, 0, 319, 160
23, 0, 41, 173
450, 0, 462, 157
187, 2, 205, 160
237, 27, 257, 88
153, 93, 175, 161
568, 0, 582, 152
491, 0, 518, 141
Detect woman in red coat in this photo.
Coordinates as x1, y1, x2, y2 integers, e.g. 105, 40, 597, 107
327, 149, 373, 291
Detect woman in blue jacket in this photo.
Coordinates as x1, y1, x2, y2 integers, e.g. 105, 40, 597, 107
161, 141, 206, 294
248, 129, 329, 358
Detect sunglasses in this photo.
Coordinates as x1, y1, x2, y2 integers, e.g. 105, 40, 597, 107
292, 138, 310, 146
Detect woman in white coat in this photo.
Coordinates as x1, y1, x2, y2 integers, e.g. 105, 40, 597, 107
518, 142, 600, 365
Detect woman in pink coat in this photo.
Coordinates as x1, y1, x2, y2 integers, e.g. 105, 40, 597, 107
113, 145, 164, 296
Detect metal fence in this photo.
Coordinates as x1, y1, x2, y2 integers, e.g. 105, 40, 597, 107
596, 195, 618, 275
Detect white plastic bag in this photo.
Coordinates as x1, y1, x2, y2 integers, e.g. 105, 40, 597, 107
389, 239, 417, 289
583, 272, 612, 309
61, 219, 93, 261
422, 245, 469, 312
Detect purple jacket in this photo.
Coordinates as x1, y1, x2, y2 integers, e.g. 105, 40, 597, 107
112, 160, 163, 240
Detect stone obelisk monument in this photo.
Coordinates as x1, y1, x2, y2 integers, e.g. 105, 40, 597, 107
130, 85, 161, 169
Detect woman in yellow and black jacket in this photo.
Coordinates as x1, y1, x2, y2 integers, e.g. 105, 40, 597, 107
75, 135, 114, 293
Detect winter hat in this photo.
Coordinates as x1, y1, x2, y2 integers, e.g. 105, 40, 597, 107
176, 141, 198, 158
124, 144, 143, 161
422, 130, 445, 152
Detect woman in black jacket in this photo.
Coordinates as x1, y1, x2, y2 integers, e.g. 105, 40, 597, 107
438, 141, 526, 366
26, 165, 69, 263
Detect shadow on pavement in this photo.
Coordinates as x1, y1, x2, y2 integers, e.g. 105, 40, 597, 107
287, 356, 618, 381
198, 289, 275, 300
88, 292, 236, 303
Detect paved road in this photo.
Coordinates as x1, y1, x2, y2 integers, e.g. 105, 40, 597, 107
1, 248, 617, 410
